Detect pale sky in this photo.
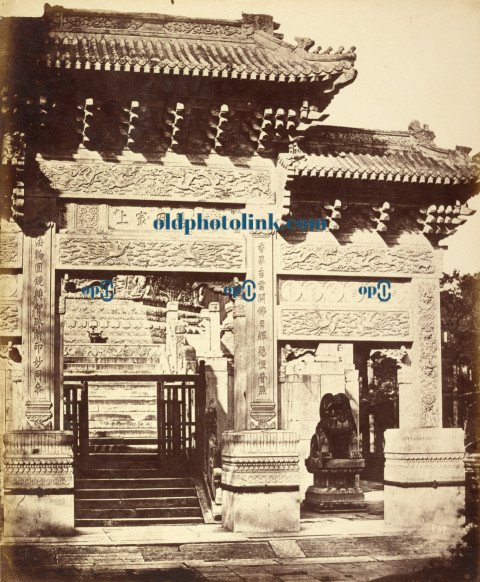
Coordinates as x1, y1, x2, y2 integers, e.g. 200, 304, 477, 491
2, 0, 479, 273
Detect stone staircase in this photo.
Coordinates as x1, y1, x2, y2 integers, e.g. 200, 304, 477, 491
74, 454, 204, 527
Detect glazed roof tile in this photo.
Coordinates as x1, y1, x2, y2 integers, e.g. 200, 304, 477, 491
280, 122, 480, 185
43, 6, 357, 86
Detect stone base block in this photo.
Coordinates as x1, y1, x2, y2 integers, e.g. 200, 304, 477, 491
304, 486, 366, 512
2, 430, 75, 537
223, 489, 299, 532
222, 430, 300, 533
3, 493, 74, 537
384, 484, 464, 529
384, 428, 465, 529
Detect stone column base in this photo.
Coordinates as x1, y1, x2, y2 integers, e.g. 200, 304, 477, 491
222, 430, 300, 533
3, 431, 74, 537
384, 428, 465, 529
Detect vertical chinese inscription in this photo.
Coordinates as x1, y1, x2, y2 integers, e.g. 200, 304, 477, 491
249, 233, 276, 429
24, 230, 54, 430
32, 237, 45, 394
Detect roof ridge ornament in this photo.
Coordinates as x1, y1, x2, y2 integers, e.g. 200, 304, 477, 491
242, 13, 277, 36
294, 37, 315, 52
408, 120, 436, 147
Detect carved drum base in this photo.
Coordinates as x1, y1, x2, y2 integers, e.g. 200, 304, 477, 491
304, 458, 366, 512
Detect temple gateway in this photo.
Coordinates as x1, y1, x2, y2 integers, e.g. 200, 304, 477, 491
0, 6, 478, 536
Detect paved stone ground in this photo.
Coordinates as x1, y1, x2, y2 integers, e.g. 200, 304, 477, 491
1, 533, 456, 582
0, 556, 456, 582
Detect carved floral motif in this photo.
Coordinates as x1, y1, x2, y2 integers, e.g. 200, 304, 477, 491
39, 162, 274, 203
280, 309, 410, 339
77, 205, 100, 230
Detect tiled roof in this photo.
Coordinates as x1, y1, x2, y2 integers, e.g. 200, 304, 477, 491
43, 6, 357, 86
279, 122, 480, 185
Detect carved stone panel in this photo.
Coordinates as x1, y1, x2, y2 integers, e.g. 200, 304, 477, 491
39, 161, 274, 204
0, 275, 22, 300
279, 278, 410, 305
0, 305, 20, 335
3, 431, 74, 490
411, 279, 442, 427
279, 308, 410, 340
56, 235, 245, 272
0, 233, 22, 268
280, 241, 435, 275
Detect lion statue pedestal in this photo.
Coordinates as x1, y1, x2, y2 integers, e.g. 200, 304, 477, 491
304, 393, 366, 512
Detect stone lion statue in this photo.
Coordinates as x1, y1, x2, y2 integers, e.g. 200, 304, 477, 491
309, 392, 361, 461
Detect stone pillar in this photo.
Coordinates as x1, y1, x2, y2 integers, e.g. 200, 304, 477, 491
222, 232, 300, 532
222, 430, 299, 532
3, 227, 75, 537
232, 302, 247, 431
384, 277, 465, 529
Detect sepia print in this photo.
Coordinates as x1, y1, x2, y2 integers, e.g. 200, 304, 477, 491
0, 1, 478, 580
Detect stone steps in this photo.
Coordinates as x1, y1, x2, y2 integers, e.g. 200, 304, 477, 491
74, 457, 204, 526
76, 487, 197, 499
76, 506, 203, 519
76, 477, 194, 488
76, 496, 199, 509
75, 516, 204, 527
